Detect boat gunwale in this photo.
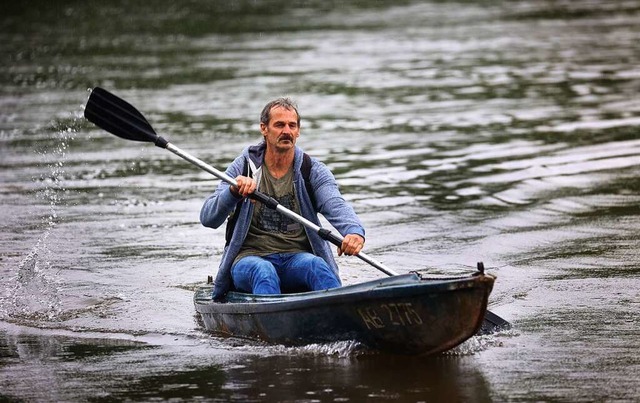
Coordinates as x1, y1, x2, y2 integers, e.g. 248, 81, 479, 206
194, 273, 494, 315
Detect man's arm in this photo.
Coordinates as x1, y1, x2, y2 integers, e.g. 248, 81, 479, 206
309, 160, 366, 256
200, 155, 248, 229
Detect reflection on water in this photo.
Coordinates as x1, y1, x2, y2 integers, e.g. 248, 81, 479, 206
0, 327, 226, 402
1, 0, 639, 401
0, 326, 495, 402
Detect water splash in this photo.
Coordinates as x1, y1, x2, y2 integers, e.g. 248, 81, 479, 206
39, 126, 75, 228
240, 339, 371, 358
2, 233, 62, 321
0, 125, 77, 323
446, 329, 518, 356
297, 340, 369, 357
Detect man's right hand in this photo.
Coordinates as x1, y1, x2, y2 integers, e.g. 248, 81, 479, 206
230, 175, 257, 198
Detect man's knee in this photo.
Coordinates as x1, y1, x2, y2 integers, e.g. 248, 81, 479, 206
252, 260, 278, 280
309, 256, 333, 273
233, 257, 280, 294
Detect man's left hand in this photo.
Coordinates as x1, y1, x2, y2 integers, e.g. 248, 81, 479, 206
338, 234, 365, 256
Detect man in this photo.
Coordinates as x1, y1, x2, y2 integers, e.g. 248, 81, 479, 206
200, 98, 365, 299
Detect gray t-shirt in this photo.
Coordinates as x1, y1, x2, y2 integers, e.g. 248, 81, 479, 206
234, 166, 311, 264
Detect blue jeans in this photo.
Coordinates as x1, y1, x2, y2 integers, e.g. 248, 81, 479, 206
231, 252, 341, 294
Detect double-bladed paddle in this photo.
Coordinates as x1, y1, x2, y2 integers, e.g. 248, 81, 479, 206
84, 87, 510, 333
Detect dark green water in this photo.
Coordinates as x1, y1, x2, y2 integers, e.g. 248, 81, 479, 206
1, 1, 639, 401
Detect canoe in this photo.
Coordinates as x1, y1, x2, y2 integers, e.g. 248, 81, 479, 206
193, 269, 496, 355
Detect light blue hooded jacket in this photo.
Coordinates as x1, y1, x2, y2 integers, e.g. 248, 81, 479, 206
200, 141, 365, 300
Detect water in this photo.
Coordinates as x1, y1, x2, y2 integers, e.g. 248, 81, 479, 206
1, 0, 639, 401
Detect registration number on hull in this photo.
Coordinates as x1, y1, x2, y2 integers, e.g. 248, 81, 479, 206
357, 303, 424, 329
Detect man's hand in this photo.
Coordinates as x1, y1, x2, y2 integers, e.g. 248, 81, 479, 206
338, 233, 365, 256
230, 175, 257, 198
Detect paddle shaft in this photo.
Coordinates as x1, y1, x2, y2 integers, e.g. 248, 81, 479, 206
165, 142, 399, 276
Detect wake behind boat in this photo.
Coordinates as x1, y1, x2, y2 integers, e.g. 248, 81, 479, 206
194, 266, 496, 355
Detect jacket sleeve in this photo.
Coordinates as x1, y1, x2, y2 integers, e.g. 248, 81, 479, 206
310, 160, 365, 239
200, 155, 245, 229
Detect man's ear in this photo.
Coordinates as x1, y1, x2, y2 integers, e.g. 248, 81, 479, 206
259, 122, 267, 134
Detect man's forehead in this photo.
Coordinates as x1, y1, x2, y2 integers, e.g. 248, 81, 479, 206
270, 106, 298, 121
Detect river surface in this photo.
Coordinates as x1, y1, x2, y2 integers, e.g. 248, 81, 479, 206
1, 1, 639, 401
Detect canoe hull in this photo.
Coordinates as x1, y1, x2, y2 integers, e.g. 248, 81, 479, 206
194, 273, 494, 355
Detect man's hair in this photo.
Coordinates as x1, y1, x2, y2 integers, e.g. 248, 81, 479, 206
260, 98, 300, 126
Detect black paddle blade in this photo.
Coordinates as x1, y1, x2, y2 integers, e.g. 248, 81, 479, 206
477, 310, 511, 335
84, 87, 164, 146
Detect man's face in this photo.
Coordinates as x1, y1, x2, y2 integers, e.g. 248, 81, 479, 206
260, 106, 300, 152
